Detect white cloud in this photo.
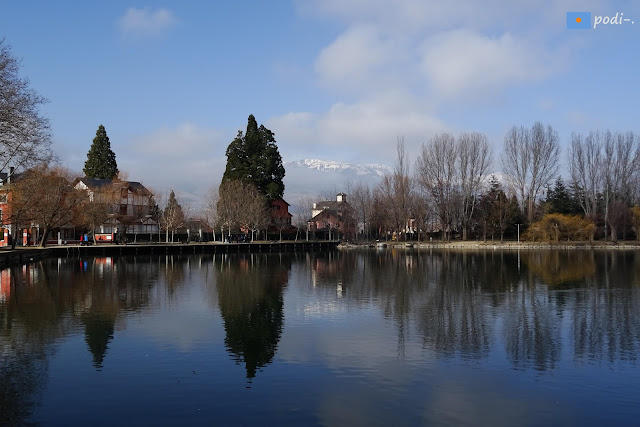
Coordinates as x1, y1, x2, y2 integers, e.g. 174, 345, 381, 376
268, 91, 446, 164
119, 123, 227, 209
118, 7, 178, 39
420, 30, 560, 100
301, 0, 603, 102
315, 24, 410, 92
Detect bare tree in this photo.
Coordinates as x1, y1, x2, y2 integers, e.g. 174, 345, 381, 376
241, 185, 269, 241
502, 125, 529, 216
216, 180, 269, 241
412, 189, 436, 242
502, 122, 559, 223
204, 186, 219, 241
217, 180, 242, 239
391, 137, 414, 240
416, 133, 459, 241
568, 131, 602, 220
4, 171, 40, 248
293, 195, 316, 241
374, 138, 415, 241
350, 183, 373, 241
458, 132, 493, 240
13, 165, 84, 247
613, 131, 640, 204
0, 39, 54, 172
601, 131, 640, 241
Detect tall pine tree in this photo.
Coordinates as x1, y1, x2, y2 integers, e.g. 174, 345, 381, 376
222, 115, 285, 200
84, 125, 118, 179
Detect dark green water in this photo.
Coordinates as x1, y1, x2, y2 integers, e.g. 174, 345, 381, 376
1, 249, 639, 425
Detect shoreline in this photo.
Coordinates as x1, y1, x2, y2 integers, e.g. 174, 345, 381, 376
0, 241, 341, 269
2, 239, 639, 269
339, 240, 640, 250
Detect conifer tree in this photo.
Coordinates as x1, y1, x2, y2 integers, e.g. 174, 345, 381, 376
84, 125, 118, 179
163, 190, 184, 242
546, 177, 581, 215
222, 114, 285, 200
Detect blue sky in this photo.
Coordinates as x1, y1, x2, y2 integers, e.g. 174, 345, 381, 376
2, 0, 639, 205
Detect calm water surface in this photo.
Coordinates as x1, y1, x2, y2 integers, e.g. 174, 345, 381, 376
1, 249, 640, 425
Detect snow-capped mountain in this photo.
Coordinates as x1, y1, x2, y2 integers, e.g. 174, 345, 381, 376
283, 159, 392, 205
285, 159, 392, 177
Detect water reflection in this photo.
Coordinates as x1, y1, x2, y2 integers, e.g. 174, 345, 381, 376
0, 249, 639, 424
215, 254, 290, 379
82, 312, 115, 369
0, 256, 165, 423
0, 264, 59, 424
304, 249, 640, 370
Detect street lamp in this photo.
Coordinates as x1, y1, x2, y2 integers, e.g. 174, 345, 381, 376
517, 223, 521, 243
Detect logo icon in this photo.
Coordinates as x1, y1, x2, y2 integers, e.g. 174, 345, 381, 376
567, 12, 591, 29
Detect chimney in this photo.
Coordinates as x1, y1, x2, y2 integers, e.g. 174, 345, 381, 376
7, 167, 14, 184
313, 203, 316, 209
336, 193, 346, 202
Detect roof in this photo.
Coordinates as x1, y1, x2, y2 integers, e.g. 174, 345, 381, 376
75, 178, 153, 196
314, 200, 350, 211
272, 197, 290, 206
312, 209, 340, 221
76, 177, 113, 189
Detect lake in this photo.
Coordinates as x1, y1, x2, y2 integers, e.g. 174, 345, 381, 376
1, 249, 639, 426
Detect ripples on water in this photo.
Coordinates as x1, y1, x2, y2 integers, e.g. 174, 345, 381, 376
0, 249, 639, 425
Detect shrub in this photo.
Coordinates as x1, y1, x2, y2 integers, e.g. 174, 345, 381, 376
523, 213, 595, 242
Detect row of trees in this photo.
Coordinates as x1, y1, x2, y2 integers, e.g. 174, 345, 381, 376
344, 124, 640, 243
569, 130, 640, 241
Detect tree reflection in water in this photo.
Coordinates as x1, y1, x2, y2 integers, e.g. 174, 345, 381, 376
1, 249, 640, 423
82, 312, 115, 369
0, 264, 57, 424
305, 249, 640, 370
215, 253, 290, 379
0, 256, 162, 423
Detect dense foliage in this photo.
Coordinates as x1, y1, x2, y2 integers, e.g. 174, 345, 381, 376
222, 115, 285, 200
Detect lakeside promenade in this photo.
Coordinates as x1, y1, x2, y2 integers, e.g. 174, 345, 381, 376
0, 241, 341, 269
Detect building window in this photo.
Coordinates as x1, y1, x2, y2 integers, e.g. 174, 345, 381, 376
0, 193, 7, 203
120, 204, 128, 216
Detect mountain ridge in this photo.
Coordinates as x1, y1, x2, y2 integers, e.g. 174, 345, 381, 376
285, 158, 392, 176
